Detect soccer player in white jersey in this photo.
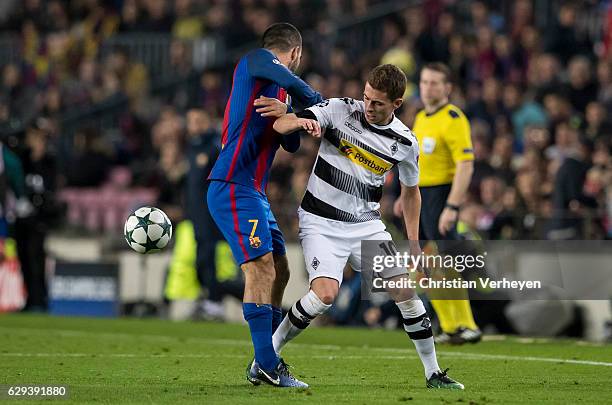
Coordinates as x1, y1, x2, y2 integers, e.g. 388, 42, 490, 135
267, 64, 464, 389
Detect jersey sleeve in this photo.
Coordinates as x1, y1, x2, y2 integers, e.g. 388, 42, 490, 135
442, 111, 474, 162
397, 142, 420, 187
246, 49, 323, 107
280, 131, 300, 153
305, 98, 355, 129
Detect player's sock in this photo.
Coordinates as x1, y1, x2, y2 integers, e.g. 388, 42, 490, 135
396, 296, 440, 379
454, 298, 479, 330
272, 306, 283, 333
430, 299, 458, 334
243, 303, 278, 372
272, 290, 331, 354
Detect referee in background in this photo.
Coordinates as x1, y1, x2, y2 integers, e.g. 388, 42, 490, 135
396, 63, 481, 344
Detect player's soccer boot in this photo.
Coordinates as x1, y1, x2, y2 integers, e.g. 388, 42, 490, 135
193, 299, 225, 321
451, 327, 482, 344
426, 368, 465, 390
434, 332, 453, 344
246, 358, 262, 386
246, 358, 309, 388
277, 358, 309, 388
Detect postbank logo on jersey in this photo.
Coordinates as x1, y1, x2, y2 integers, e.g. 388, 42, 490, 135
338, 139, 393, 175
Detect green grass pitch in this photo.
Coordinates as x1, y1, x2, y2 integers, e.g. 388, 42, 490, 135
1, 314, 610, 404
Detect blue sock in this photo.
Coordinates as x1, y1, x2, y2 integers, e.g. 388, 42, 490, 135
272, 306, 283, 333
243, 303, 278, 372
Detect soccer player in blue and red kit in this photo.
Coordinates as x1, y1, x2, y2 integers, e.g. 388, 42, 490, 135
207, 23, 322, 387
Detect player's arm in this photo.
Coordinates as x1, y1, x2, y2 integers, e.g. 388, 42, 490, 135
274, 97, 347, 138
247, 50, 323, 106
396, 144, 422, 261
400, 183, 421, 241
446, 161, 474, 207
400, 182, 423, 272
280, 131, 300, 153
440, 112, 474, 235
273, 111, 321, 138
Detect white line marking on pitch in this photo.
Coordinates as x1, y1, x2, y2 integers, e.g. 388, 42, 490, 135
0, 353, 416, 361
2, 326, 611, 367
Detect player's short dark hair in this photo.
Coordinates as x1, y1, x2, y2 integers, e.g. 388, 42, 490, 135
262, 23, 302, 52
367, 64, 407, 101
421, 62, 452, 83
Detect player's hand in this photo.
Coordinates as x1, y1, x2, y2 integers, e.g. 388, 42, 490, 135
254, 96, 287, 118
408, 240, 428, 275
297, 118, 321, 137
408, 240, 422, 260
438, 207, 458, 236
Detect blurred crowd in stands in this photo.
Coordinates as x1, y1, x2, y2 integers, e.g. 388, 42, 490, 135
0, 0, 611, 314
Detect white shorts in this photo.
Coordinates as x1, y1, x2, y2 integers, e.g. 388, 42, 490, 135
298, 208, 407, 286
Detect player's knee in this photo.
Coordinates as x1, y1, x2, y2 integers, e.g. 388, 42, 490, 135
318, 292, 336, 306
312, 282, 338, 305
249, 253, 276, 283
383, 275, 416, 302
317, 289, 338, 305
392, 288, 415, 303
258, 266, 276, 284
255, 252, 274, 267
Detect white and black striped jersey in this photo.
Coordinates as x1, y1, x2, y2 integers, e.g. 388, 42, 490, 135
298, 97, 419, 223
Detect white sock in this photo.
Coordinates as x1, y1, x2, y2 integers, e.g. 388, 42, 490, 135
396, 296, 440, 379
272, 290, 331, 355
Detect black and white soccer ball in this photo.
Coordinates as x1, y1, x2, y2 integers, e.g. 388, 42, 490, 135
124, 207, 173, 254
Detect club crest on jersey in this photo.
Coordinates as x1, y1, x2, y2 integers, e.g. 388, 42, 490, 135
390, 141, 398, 155
338, 139, 393, 175
311, 257, 320, 270
249, 236, 262, 248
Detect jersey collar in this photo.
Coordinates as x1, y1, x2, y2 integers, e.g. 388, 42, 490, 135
424, 103, 449, 117
369, 113, 396, 129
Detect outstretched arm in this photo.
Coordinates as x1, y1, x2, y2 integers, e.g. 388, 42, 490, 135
273, 113, 321, 137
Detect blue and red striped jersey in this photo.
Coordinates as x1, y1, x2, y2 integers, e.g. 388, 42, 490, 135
208, 48, 323, 192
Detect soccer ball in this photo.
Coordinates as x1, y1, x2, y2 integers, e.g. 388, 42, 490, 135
124, 206, 173, 254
